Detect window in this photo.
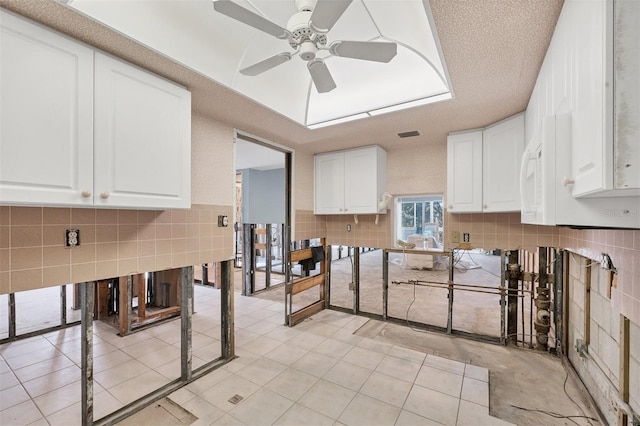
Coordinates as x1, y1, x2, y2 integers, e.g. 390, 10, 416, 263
395, 195, 444, 247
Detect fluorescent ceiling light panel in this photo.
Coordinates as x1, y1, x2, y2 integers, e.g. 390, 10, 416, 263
66, 0, 452, 130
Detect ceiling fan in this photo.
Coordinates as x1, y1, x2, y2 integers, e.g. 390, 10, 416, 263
213, 0, 398, 93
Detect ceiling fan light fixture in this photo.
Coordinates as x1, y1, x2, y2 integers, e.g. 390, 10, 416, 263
299, 41, 317, 61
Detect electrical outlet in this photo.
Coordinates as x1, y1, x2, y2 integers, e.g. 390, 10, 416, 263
65, 229, 80, 247
347, 224, 351, 232
463, 233, 470, 242
217, 215, 229, 227
451, 231, 460, 243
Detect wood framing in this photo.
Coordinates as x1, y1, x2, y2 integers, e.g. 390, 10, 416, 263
286, 238, 327, 326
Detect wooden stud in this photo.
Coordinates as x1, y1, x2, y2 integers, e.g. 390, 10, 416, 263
180, 267, 193, 382
80, 282, 94, 426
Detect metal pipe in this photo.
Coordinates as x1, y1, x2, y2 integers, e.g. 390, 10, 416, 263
220, 260, 234, 359
8, 293, 15, 339
507, 250, 519, 345
353, 247, 360, 315
60, 285, 67, 326
383, 249, 389, 321
500, 250, 506, 345
80, 282, 95, 426
181, 266, 193, 382
325, 244, 332, 309
447, 250, 455, 334
265, 224, 272, 289
242, 223, 254, 296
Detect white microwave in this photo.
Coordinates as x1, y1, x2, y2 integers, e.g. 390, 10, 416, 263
521, 114, 640, 228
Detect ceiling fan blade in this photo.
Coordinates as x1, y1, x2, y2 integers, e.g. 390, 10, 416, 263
240, 53, 292, 76
213, 0, 291, 39
307, 59, 336, 93
330, 40, 397, 63
309, 0, 352, 34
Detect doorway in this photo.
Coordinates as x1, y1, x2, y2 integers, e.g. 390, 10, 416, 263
234, 133, 292, 296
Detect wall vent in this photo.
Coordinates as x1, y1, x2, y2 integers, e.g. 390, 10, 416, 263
397, 130, 420, 138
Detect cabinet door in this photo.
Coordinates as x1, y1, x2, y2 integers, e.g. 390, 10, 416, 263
447, 131, 483, 213
570, 0, 611, 196
483, 114, 525, 212
344, 147, 380, 214
0, 11, 94, 206
314, 152, 345, 214
94, 53, 191, 209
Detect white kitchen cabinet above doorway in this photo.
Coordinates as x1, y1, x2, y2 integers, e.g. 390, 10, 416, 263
0, 10, 192, 210
447, 113, 525, 213
314, 145, 387, 215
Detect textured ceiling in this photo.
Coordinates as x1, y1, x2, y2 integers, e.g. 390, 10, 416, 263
0, 0, 562, 155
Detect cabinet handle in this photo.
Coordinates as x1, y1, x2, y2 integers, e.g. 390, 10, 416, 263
81, 190, 91, 198
483, 204, 488, 209
100, 192, 110, 199
562, 177, 575, 187
448, 205, 453, 209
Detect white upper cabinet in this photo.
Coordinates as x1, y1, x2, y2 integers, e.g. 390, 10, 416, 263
0, 11, 192, 209
446, 131, 482, 213
314, 152, 345, 214
525, 0, 639, 198
447, 114, 524, 213
0, 10, 94, 206
94, 53, 191, 209
315, 145, 387, 215
483, 114, 525, 212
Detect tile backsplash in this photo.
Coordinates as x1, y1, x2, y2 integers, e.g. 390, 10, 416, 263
0, 204, 233, 294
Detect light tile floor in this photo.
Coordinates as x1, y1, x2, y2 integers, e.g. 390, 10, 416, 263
0, 285, 513, 425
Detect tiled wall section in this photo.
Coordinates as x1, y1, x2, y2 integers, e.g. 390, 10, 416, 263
0, 204, 233, 294
444, 212, 560, 252
324, 213, 391, 248
560, 228, 640, 325
294, 210, 327, 242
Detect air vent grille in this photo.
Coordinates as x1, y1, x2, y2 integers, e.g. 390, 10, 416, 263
397, 130, 420, 138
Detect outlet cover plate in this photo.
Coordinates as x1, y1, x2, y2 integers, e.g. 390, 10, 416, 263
451, 231, 460, 243
65, 229, 80, 247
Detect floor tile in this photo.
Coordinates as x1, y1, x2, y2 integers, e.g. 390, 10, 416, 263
265, 367, 319, 401
200, 374, 261, 412
313, 338, 353, 359
322, 360, 373, 391
456, 399, 515, 426
404, 385, 460, 426
92, 350, 134, 374
211, 413, 247, 425
464, 364, 489, 382
0, 371, 19, 391
263, 342, 309, 366
273, 403, 334, 426
240, 335, 283, 357
375, 354, 421, 383
357, 338, 394, 355
0, 384, 31, 411
167, 387, 197, 406
342, 346, 385, 370
338, 393, 400, 426
298, 379, 356, 419
181, 396, 226, 425
264, 326, 302, 343
228, 388, 294, 426
4, 346, 62, 371
94, 359, 150, 389
461, 376, 489, 407
423, 355, 466, 376
330, 328, 364, 346
0, 399, 43, 426
415, 365, 463, 398
292, 351, 338, 378
387, 345, 427, 365
186, 366, 233, 395
0, 338, 53, 360
33, 381, 83, 416
236, 357, 287, 386
22, 364, 80, 398
359, 372, 412, 408
395, 409, 444, 425
108, 370, 170, 405
288, 332, 326, 350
